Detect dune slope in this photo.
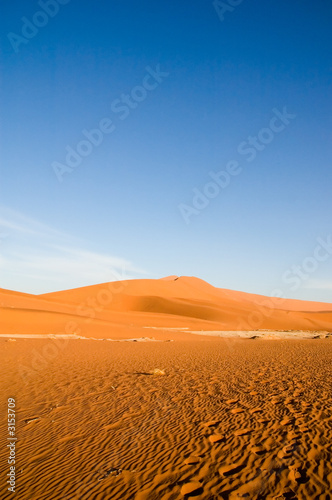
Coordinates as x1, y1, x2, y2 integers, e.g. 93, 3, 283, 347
1, 276, 331, 338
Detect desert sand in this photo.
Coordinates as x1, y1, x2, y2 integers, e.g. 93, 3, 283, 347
1, 276, 332, 339
1, 277, 332, 499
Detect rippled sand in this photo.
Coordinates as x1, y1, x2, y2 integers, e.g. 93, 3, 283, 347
1, 338, 331, 499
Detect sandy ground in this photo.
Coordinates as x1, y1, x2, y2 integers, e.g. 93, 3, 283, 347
1, 277, 331, 498
1, 337, 332, 499
1, 330, 331, 341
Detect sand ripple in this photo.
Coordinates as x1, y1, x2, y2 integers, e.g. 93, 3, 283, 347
0, 338, 332, 499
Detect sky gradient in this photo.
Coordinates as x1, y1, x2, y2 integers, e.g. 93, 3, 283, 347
1, 0, 332, 302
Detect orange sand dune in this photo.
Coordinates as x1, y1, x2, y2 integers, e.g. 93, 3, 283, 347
1, 276, 331, 339
1, 277, 332, 499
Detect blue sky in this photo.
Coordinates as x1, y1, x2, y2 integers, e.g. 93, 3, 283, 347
1, 0, 332, 301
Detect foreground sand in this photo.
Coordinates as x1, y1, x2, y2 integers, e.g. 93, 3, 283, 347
1, 338, 332, 499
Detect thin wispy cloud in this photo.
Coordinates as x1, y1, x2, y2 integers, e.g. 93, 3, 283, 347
0, 207, 67, 238
0, 207, 147, 294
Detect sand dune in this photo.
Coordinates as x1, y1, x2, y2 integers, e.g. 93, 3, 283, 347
1, 276, 331, 339
1, 277, 332, 499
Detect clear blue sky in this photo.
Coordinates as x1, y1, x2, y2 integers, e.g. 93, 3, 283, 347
1, 0, 332, 302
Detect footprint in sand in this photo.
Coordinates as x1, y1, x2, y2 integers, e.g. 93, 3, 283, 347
219, 462, 245, 476
230, 408, 245, 414
103, 422, 123, 430
280, 417, 294, 426
202, 420, 219, 427
180, 481, 203, 497
184, 456, 201, 465
249, 408, 262, 414
257, 418, 269, 424
234, 428, 251, 436
209, 434, 224, 443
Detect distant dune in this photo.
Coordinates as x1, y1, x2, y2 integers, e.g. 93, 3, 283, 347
1, 276, 331, 339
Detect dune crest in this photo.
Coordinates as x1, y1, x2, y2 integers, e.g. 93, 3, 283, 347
1, 276, 331, 339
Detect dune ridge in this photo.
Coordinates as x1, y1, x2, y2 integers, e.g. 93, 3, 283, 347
1, 276, 331, 339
